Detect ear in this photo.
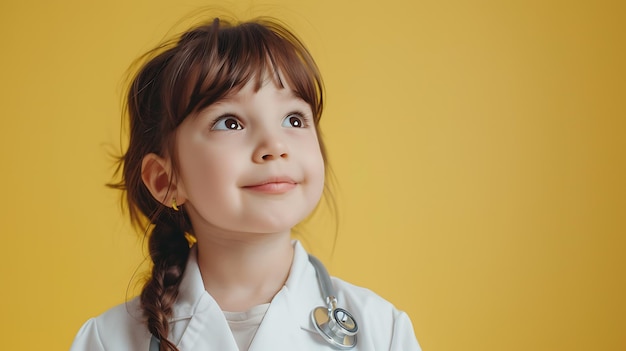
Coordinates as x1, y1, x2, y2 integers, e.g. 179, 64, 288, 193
141, 153, 186, 208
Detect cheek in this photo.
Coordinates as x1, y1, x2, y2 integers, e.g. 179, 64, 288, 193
177, 145, 235, 200
306, 144, 326, 198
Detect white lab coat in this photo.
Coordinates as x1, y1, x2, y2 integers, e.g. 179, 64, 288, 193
70, 241, 421, 350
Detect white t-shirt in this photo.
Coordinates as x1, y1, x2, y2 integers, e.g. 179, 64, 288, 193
223, 304, 270, 351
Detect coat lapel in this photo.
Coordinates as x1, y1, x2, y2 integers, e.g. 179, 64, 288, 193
247, 286, 306, 350
170, 247, 239, 350
248, 241, 330, 350
176, 293, 239, 350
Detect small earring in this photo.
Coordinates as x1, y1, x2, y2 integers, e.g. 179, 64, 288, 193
172, 198, 179, 211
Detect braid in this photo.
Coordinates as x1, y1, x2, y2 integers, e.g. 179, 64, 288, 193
141, 217, 190, 351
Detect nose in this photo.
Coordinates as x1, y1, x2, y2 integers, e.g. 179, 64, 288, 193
252, 133, 289, 163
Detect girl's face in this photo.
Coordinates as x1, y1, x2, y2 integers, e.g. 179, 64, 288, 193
173, 78, 325, 238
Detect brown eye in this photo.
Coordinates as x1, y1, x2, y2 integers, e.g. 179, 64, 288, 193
225, 118, 240, 129
212, 117, 243, 130
282, 114, 305, 128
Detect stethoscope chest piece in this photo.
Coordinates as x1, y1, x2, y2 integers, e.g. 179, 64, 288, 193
311, 305, 358, 349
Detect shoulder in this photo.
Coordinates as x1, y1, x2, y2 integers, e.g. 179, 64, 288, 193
331, 277, 422, 350
70, 298, 151, 351
332, 277, 391, 308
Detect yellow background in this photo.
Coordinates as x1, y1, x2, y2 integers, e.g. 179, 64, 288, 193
1, 0, 624, 350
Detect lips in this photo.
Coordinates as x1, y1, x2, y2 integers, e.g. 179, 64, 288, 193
242, 177, 298, 194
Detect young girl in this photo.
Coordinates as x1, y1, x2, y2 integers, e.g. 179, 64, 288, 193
71, 17, 421, 351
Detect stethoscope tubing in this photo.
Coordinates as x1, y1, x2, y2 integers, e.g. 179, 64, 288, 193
308, 254, 337, 306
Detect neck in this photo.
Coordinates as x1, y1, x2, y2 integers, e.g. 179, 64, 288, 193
195, 231, 294, 312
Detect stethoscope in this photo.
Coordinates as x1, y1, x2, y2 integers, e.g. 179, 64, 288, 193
308, 254, 359, 349
149, 254, 358, 350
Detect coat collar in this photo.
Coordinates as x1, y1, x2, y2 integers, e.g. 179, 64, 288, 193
170, 240, 326, 349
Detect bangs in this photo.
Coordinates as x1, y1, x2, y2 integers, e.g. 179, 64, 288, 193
162, 18, 323, 126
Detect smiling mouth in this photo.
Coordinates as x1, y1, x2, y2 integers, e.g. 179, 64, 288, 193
243, 179, 297, 194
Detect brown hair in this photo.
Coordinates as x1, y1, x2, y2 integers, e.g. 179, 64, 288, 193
110, 18, 326, 350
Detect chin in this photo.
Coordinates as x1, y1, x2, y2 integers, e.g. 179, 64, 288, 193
246, 213, 308, 235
